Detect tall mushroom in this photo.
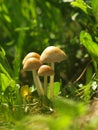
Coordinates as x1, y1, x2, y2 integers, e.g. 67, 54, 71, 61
23, 57, 44, 96
38, 65, 54, 95
40, 46, 67, 99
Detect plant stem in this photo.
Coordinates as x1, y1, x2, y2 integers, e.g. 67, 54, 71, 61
50, 63, 54, 100
93, 60, 98, 79
44, 75, 48, 95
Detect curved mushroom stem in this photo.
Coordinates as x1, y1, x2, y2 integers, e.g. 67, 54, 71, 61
44, 75, 48, 95
32, 70, 44, 96
50, 63, 54, 100
36, 74, 44, 96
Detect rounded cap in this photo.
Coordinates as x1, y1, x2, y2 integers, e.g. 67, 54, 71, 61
40, 46, 67, 63
38, 65, 54, 76
22, 52, 40, 65
23, 58, 41, 71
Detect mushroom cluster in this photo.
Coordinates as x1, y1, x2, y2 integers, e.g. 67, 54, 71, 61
22, 46, 67, 100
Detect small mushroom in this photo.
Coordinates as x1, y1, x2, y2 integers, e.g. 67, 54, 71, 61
23, 57, 44, 96
22, 52, 40, 65
40, 46, 67, 99
38, 65, 54, 95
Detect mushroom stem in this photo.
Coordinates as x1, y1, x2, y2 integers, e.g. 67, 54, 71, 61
44, 75, 48, 95
36, 74, 44, 96
32, 70, 44, 96
50, 63, 54, 100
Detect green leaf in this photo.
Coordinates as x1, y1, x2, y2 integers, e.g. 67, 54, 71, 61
92, 0, 98, 16
47, 82, 60, 98
0, 46, 13, 77
80, 31, 98, 58
0, 63, 14, 91
71, 0, 90, 14
0, 46, 6, 57
2, 3, 8, 13
15, 27, 30, 32
85, 65, 93, 84
4, 14, 11, 23
0, 73, 10, 91
0, 64, 11, 79
53, 82, 61, 97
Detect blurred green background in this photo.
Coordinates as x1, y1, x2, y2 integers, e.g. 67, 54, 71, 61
0, 0, 93, 86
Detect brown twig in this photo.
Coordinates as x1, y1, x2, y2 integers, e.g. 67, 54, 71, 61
73, 59, 92, 83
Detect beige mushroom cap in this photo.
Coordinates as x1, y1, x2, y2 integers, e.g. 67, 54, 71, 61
38, 65, 54, 76
40, 46, 67, 63
23, 58, 41, 71
22, 52, 40, 65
